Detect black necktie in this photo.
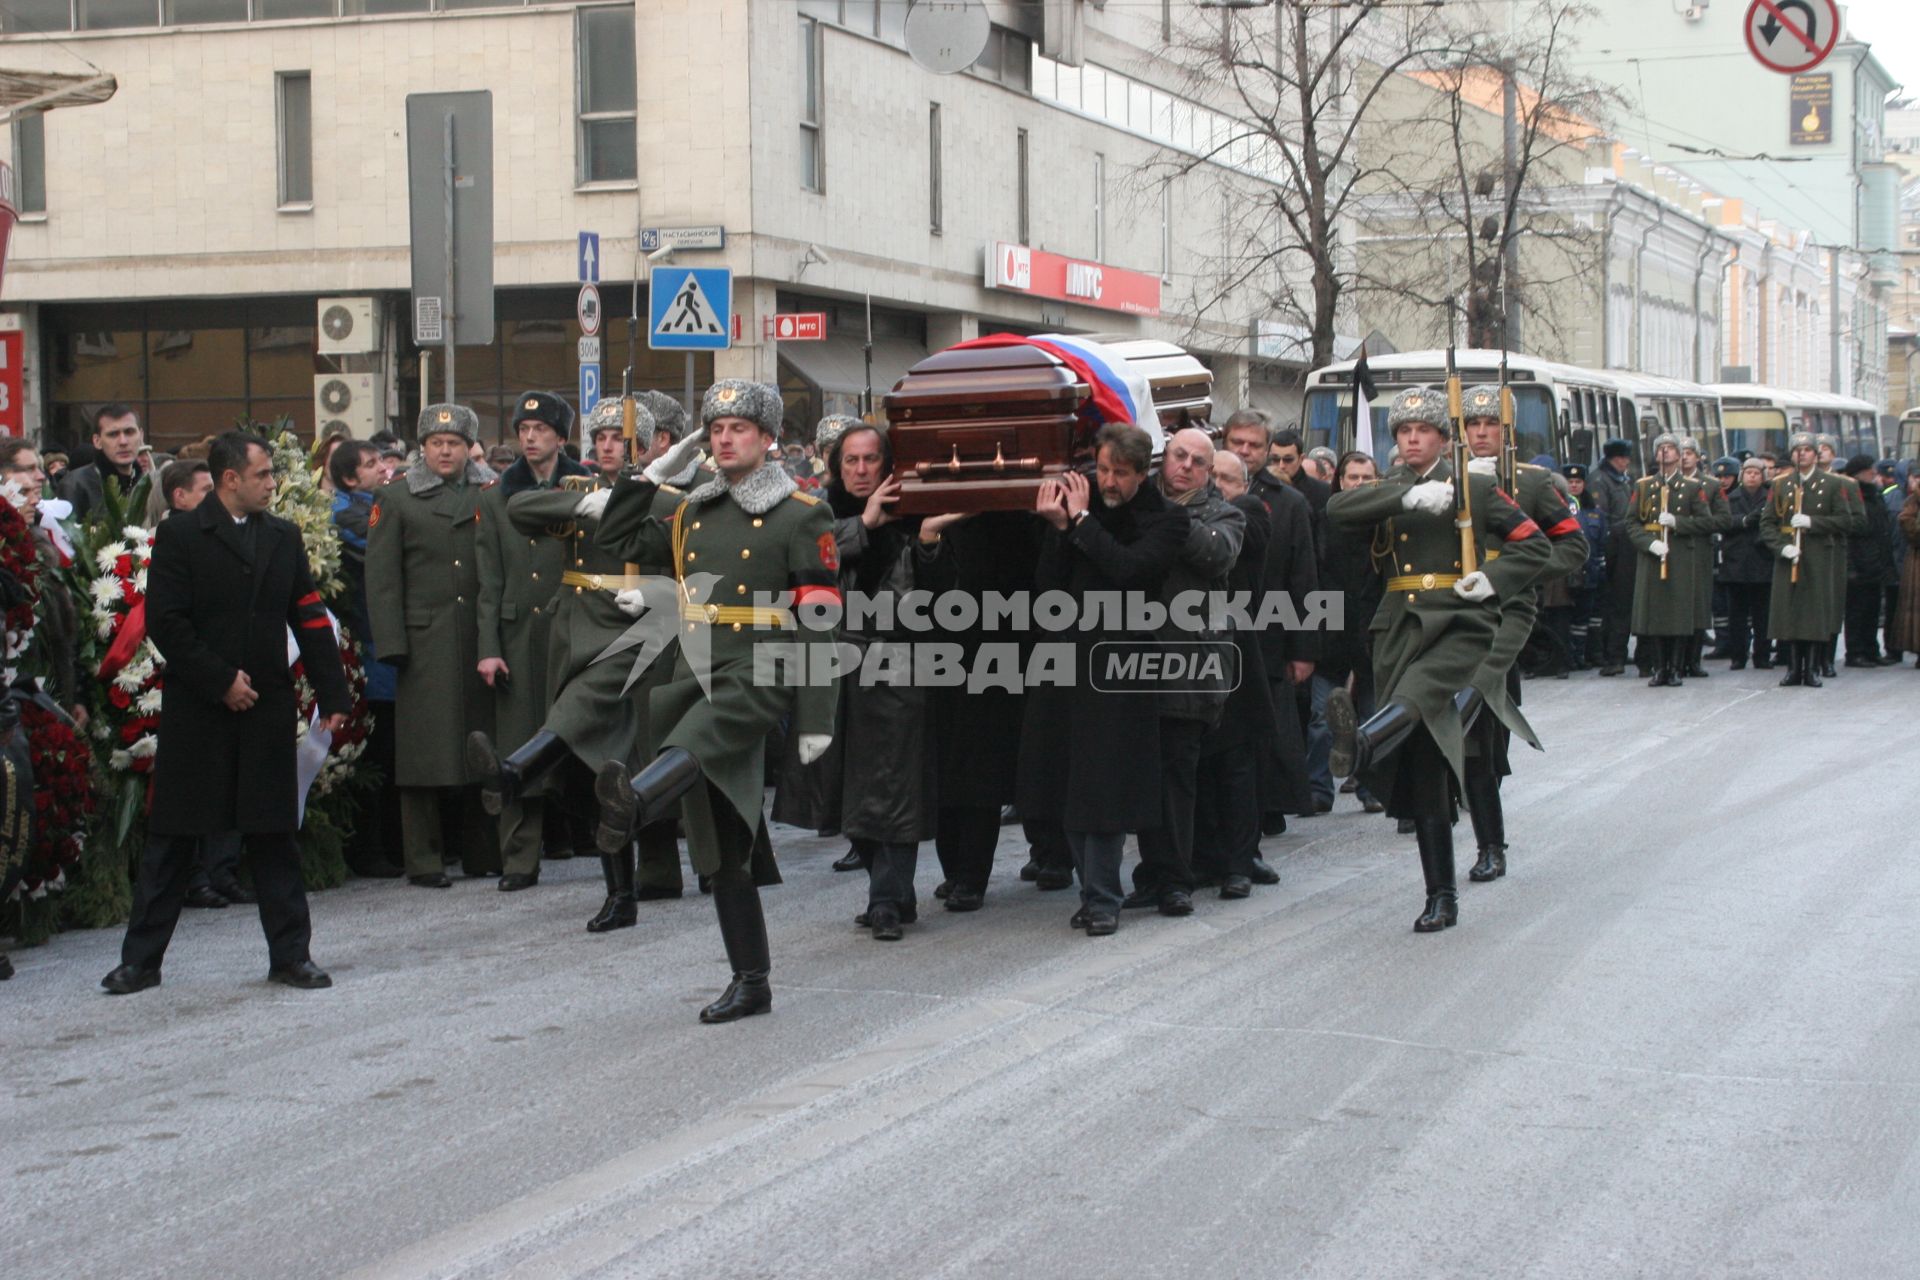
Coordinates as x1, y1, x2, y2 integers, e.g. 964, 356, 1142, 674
237, 516, 259, 562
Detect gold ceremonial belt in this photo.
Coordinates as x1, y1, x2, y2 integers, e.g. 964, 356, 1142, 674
679, 601, 795, 629
562, 571, 648, 592
1386, 573, 1462, 593
1642, 522, 1663, 531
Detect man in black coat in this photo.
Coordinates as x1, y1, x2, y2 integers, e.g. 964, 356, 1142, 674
60, 404, 152, 523
102, 432, 351, 995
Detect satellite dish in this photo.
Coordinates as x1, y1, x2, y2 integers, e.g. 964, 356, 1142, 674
904, 0, 991, 76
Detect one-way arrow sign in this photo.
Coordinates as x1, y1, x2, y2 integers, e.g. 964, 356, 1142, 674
1745, 0, 1838, 75
578, 230, 599, 283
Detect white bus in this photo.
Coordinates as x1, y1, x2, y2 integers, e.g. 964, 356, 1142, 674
1703, 384, 1883, 461
1604, 370, 1726, 463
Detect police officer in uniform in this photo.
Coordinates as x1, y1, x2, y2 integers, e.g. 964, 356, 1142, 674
1625, 433, 1715, 687
1324, 388, 1549, 932
366, 405, 502, 885
474, 391, 591, 891
594, 380, 841, 1022
1761, 431, 1861, 686
1456, 386, 1588, 883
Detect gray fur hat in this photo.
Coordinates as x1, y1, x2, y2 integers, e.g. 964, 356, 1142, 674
418, 403, 479, 444
1788, 430, 1817, 452
1461, 384, 1503, 421
583, 396, 655, 442
1651, 432, 1682, 453
815, 414, 863, 454
1386, 386, 1447, 435
638, 390, 689, 442
701, 379, 784, 437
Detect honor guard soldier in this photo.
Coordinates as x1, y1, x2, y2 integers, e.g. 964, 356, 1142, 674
366, 404, 502, 886
1625, 433, 1715, 687
473, 391, 591, 892
468, 395, 699, 930
593, 379, 842, 1022
1677, 438, 1731, 677
1456, 386, 1587, 883
1761, 431, 1861, 686
1812, 433, 1861, 677
1324, 387, 1549, 932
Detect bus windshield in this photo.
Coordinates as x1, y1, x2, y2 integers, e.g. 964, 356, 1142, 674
1302, 384, 1556, 461
1722, 407, 1788, 459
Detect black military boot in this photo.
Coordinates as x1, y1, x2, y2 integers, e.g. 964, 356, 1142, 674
1818, 641, 1837, 680
1327, 691, 1419, 778
595, 748, 702, 853
1778, 642, 1805, 687
1802, 642, 1824, 688
1464, 767, 1507, 882
1661, 637, 1686, 687
1684, 634, 1710, 679
470, 729, 570, 817
586, 844, 638, 933
1413, 818, 1458, 932
700, 881, 772, 1024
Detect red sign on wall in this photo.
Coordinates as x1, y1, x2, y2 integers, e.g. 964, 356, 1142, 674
0, 328, 21, 439
765, 312, 827, 341
984, 241, 1162, 318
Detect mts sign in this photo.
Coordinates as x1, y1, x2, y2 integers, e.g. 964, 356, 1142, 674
984, 241, 1160, 317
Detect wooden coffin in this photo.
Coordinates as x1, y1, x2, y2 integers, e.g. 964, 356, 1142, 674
1100, 338, 1213, 431
884, 343, 1091, 515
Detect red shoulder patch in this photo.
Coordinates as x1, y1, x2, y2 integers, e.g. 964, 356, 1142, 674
368, 502, 383, 529
817, 531, 839, 571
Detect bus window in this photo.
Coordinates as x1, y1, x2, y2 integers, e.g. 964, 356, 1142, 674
1300, 387, 1389, 458
1512, 386, 1556, 461
1900, 412, 1920, 459
1723, 408, 1788, 460
1707, 402, 1727, 457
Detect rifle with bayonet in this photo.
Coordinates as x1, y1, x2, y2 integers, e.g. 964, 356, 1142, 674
1446, 341, 1478, 576
1497, 346, 1518, 496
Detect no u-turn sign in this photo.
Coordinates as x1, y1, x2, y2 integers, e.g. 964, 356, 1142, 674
1745, 0, 1840, 75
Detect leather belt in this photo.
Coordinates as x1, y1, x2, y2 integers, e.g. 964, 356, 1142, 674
679, 601, 795, 629
1386, 573, 1462, 593
563, 571, 648, 592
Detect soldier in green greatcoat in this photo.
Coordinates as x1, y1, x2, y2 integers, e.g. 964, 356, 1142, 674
1677, 439, 1731, 678
1625, 433, 1716, 687
1760, 430, 1862, 687
366, 404, 501, 885
473, 391, 591, 892
468, 394, 701, 931
1456, 385, 1588, 884
1807, 433, 1861, 677
1325, 387, 1549, 933
592, 379, 841, 1022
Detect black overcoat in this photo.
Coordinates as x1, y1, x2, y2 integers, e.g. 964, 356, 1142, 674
146, 501, 350, 836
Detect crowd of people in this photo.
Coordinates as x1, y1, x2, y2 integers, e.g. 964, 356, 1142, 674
13, 383, 1920, 1015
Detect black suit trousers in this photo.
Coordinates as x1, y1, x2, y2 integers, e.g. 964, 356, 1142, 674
122, 831, 311, 972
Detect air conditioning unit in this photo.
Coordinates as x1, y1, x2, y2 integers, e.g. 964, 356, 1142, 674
316, 296, 380, 355
314, 372, 380, 438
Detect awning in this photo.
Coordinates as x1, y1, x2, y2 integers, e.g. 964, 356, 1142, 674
0, 68, 118, 126
778, 335, 929, 401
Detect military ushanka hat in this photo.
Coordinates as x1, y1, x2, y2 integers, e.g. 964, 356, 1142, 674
512, 390, 575, 438
1711, 455, 1738, 478
583, 395, 655, 443
1788, 430, 1818, 452
1602, 438, 1633, 460
419, 403, 479, 445
701, 379, 784, 437
1460, 385, 1504, 421
1386, 386, 1448, 435
637, 390, 689, 442
1650, 431, 1683, 453
814, 414, 863, 455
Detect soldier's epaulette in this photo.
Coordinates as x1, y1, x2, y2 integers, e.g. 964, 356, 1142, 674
560, 475, 595, 493
481, 478, 499, 490
659, 484, 683, 496
1517, 462, 1544, 472
787, 490, 822, 506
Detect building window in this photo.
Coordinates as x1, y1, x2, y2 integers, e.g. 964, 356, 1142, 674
969, 26, 1033, 92
928, 103, 943, 235
1093, 153, 1106, 262
12, 113, 45, 217
276, 72, 313, 208
800, 17, 824, 192
166, 0, 247, 23
1016, 128, 1030, 246
76, 0, 157, 29
1, 0, 71, 33
576, 5, 637, 185
1160, 183, 1172, 282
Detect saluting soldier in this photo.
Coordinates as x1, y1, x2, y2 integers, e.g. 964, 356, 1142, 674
468, 396, 702, 931
366, 404, 501, 886
1324, 388, 1549, 933
1456, 386, 1588, 884
593, 379, 841, 1022
1625, 433, 1715, 687
1760, 430, 1862, 686
473, 391, 591, 892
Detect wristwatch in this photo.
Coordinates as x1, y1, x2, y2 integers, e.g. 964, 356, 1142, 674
1070, 509, 1090, 526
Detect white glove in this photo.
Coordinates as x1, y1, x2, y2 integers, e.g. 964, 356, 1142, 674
1401, 481, 1454, 516
643, 427, 708, 484
1648, 539, 1668, 558
1790, 513, 1812, 530
1453, 570, 1496, 602
1658, 511, 1677, 528
614, 588, 648, 618
797, 733, 832, 766
574, 487, 611, 520
1781, 544, 1801, 562
1466, 456, 1497, 476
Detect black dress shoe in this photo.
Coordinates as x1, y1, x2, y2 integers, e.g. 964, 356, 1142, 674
1414, 891, 1459, 933
1033, 866, 1074, 891
586, 896, 638, 932
698, 874, 713, 895
210, 880, 255, 905
183, 886, 229, 909
1069, 906, 1089, 929
854, 903, 917, 928
1158, 890, 1194, 917
1084, 912, 1119, 937
831, 847, 864, 872
1248, 857, 1280, 886
1361, 796, 1386, 814
1019, 856, 1041, 882
0, 953, 11, 980
635, 885, 683, 901
267, 960, 332, 990
1219, 875, 1253, 899
1598, 664, 1623, 676
933, 880, 952, 900
101, 964, 161, 995
944, 886, 985, 912
868, 904, 905, 942
1468, 845, 1507, 882
699, 973, 771, 1023
497, 872, 539, 892
1121, 887, 1159, 910
409, 872, 453, 889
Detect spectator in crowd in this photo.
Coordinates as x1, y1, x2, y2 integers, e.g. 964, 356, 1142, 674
1314, 450, 1384, 814
1842, 455, 1896, 666
1894, 466, 1920, 667
484, 443, 518, 476
62, 404, 153, 522
1559, 464, 1609, 670
1591, 437, 1636, 676
145, 458, 212, 528
42, 452, 68, 488
1878, 461, 1906, 665
329, 440, 403, 878
0, 439, 86, 724
1305, 446, 1338, 485
1718, 457, 1775, 670
312, 428, 350, 494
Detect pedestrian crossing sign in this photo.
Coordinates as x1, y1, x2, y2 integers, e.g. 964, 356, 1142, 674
649, 267, 733, 351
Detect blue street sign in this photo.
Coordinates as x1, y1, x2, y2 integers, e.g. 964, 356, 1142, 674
579, 362, 600, 415
578, 231, 600, 283
648, 267, 733, 351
